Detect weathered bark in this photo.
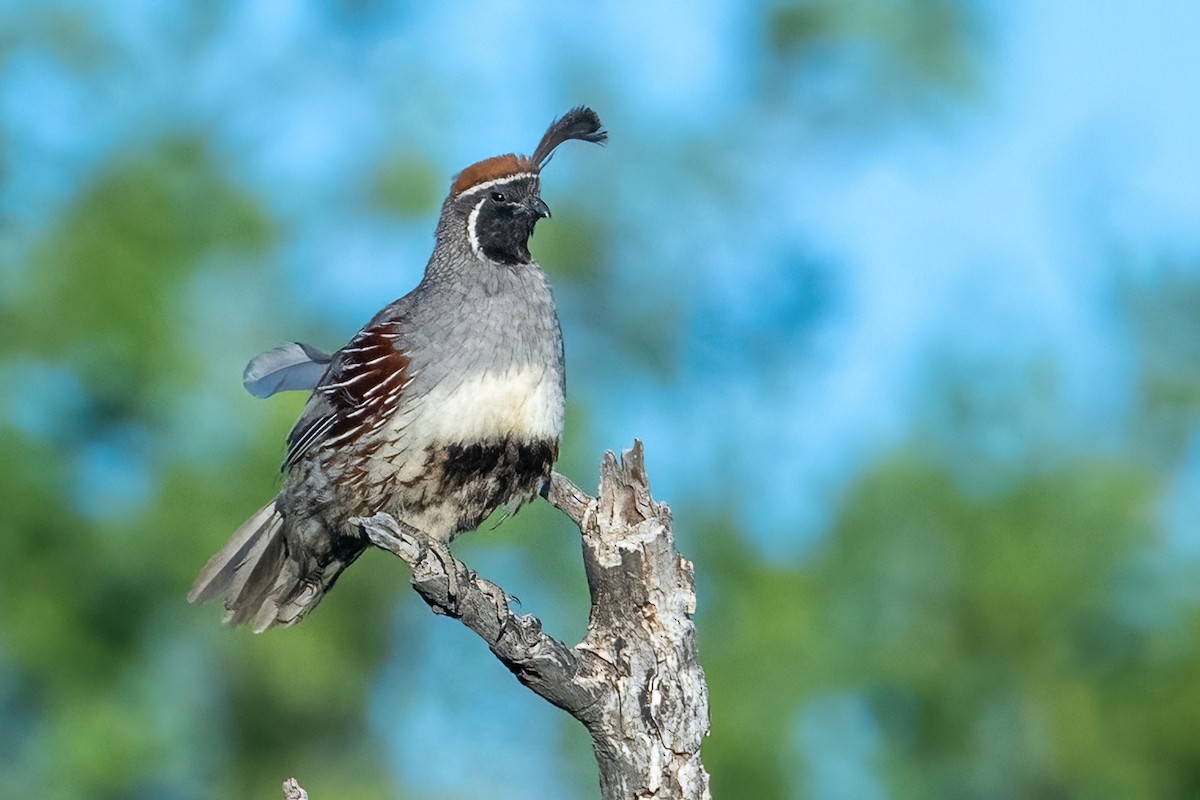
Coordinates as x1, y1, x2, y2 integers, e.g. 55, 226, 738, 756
287, 441, 710, 799
282, 778, 307, 800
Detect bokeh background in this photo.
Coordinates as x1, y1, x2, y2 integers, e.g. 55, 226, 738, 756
2, 0, 1199, 797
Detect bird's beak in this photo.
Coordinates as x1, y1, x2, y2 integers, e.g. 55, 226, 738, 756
530, 197, 551, 220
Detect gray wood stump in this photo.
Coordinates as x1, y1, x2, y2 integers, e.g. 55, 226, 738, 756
285, 440, 711, 799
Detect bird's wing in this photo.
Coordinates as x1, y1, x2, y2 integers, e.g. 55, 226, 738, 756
283, 317, 411, 471
243, 342, 332, 398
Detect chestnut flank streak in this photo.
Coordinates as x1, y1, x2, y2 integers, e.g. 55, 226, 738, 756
284, 320, 411, 470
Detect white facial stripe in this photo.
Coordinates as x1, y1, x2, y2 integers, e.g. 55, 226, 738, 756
456, 173, 538, 199
466, 197, 486, 259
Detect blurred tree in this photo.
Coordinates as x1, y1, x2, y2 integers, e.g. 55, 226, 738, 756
0, 137, 407, 798
698, 253, 1200, 798
702, 446, 1200, 799
765, 0, 986, 129
1122, 267, 1200, 465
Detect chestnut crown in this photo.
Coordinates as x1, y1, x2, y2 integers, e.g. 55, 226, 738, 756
450, 106, 607, 198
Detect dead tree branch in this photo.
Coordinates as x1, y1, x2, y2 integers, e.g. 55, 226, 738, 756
281, 778, 307, 800
288, 440, 710, 799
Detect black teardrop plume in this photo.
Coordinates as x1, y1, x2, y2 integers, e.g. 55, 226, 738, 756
532, 106, 607, 168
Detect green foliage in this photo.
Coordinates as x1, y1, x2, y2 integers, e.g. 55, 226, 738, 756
8, 138, 273, 389
701, 452, 1200, 799
531, 209, 606, 284
1124, 269, 1200, 464
0, 138, 400, 798
766, 0, 985, 123
0, 6, 117, 68
369, 154, 443, 218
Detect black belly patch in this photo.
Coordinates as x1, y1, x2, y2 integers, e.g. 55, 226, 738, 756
434, 438, 557, 530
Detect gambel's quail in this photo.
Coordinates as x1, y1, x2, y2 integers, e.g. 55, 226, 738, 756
189, 107, 606, 632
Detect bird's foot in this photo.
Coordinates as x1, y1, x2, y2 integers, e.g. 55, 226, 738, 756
422, 535, 461, 615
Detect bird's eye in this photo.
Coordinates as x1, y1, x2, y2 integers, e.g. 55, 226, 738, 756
490, 191, 506, 202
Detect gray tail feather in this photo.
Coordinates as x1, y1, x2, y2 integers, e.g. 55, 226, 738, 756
189, 500, 352, 633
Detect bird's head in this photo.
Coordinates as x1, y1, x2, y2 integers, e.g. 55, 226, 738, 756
442, 106, 606, 266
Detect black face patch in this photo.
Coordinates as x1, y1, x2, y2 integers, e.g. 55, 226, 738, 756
465, 176, 545, 265
475, 202, 534, 264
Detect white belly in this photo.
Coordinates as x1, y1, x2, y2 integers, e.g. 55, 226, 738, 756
410, 364, 564, 444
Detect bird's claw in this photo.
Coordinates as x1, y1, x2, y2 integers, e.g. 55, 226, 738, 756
422, 537, 461, 616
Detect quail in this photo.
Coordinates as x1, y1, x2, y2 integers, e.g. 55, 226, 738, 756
189, 107, 606, 632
